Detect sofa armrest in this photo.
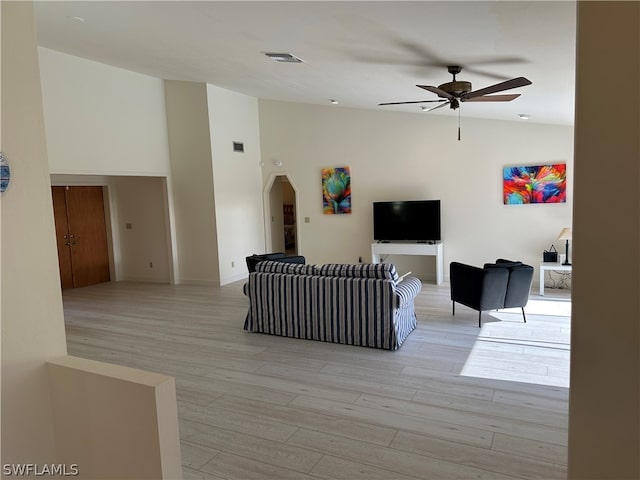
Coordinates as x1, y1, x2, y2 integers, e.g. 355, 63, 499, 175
394, 277, 422, 307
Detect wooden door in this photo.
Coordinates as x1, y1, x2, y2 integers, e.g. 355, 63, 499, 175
52, 187, 74, 288
52, 186, 110, 289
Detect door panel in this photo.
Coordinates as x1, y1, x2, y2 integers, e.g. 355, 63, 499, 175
65, 186, 110, 288
51, 186, 74, 289
51, 186, 111, 289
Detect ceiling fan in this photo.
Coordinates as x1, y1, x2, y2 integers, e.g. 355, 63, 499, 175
379, 65, 532, 139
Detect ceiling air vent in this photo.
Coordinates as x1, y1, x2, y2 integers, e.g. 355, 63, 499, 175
264, 52, 303, 63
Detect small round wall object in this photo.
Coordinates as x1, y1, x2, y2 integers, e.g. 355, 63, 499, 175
0, 152, 9, 193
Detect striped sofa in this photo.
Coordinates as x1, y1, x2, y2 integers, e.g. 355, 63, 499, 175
243, 261, 422, 350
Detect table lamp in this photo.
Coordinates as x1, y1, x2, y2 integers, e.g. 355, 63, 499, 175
558, 227, 572, 265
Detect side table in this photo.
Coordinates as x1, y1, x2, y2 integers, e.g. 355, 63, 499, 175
539, 262, 572, 296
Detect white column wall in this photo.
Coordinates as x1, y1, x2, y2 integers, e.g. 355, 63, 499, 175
164, 81, 219, 285
207, 84, 265, 285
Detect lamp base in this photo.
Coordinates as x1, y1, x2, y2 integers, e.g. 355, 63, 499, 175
562, 239, 571, 266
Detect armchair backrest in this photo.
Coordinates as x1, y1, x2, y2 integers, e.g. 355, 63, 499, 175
450, 262, 509, 311
503, 265, 534, 308
484, 260, 534, 308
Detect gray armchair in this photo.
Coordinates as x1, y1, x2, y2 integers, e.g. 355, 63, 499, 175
450, 260, 534, 327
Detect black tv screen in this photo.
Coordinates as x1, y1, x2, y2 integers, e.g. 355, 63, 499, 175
373, 200, 441, 242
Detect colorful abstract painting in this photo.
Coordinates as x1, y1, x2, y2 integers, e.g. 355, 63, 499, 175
322, 166, 351, 214
503, 163, 566, 204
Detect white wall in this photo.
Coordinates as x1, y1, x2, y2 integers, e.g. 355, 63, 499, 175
207, 84, 265, 285
164, 81, 219, 285
39, 48, 177, 284
258, 100, 573, 282
1, 1, 68, 463
39, 48, 171, 176
111, 176, 171, 283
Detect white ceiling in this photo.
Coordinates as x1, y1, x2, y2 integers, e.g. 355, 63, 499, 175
34, 1, 577, 125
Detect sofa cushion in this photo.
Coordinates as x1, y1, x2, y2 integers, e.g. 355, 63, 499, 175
317, 263, 399, 283
255, 260, 317, 276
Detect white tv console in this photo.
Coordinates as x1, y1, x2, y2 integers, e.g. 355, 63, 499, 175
371, 242, 444, 285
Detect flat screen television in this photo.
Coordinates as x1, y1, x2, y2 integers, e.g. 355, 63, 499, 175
373, 200, 441, 242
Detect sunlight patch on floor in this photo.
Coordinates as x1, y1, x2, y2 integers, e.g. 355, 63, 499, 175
459, 307, 570, 388
525, 298, 571, 317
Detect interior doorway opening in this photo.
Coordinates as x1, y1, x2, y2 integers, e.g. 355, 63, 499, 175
266, 174, 299, 255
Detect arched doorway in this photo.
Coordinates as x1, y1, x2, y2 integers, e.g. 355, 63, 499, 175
264, 174, 299, 255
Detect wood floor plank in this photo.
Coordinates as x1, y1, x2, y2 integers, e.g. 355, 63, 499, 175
182, 466, 227, 480
287, 428, 517, 480
492, 390, 569, 413
181, 419, 321, 473
256, 363, 419, 401
289, 395, 494, 448
210, 394, 397, 447
390, 430, 566, 479
200, 451, 319, 480
410, 389, 568, 428
355, 393, 567, 445
310, 454, 421, 480
201, 367, 362, 404
180, 441, 220, 470
179, 401, 298, 442
492, 433, 568, 466
176, 374, 299, 406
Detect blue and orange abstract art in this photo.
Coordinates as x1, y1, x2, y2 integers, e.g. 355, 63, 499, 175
503, 163, 566, 205
322, 166, 351, 214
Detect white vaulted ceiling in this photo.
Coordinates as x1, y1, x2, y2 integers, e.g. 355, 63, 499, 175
34, 1, 576, 125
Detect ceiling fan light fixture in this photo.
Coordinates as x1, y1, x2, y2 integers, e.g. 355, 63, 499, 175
264, 52, 303, 63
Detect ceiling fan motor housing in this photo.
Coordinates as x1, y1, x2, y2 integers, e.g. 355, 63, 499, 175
438, 80, 472, 97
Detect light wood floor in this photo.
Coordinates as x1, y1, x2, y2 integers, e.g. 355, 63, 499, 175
62, 280, 571, 480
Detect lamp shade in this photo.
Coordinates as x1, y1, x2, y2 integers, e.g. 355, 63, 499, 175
558, 227, 572, 240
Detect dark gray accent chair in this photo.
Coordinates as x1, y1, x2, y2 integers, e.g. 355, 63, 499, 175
245, 252, 306, 273
450, 259, 534, 327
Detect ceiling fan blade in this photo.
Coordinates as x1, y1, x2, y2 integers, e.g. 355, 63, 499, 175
378, 99, 447, 106
459, 67, 512, 81
417, 85, 454, 99
462, 77, 532, 100
422, 101, 450, 112
462, 94, 521, 102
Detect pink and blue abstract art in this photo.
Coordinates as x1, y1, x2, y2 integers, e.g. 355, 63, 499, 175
503, 163, 566, 204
